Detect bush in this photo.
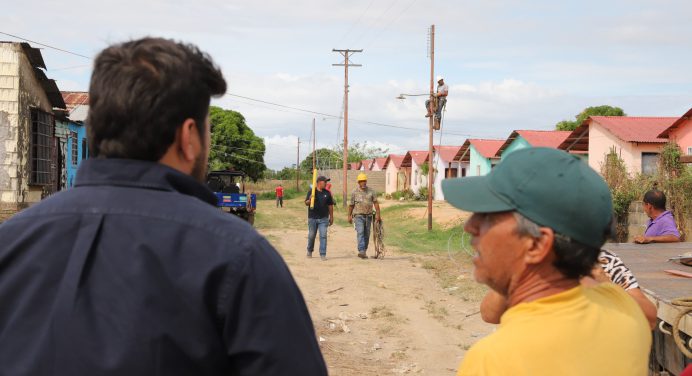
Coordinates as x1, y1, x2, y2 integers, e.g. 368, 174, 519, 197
391, 189, 415, 201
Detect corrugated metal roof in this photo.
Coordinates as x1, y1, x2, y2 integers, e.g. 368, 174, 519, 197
61, 91, 90, 112
401, 151, 429, 167
657, 107, 692, 138
469, 139, 504, 159
589, 116, 676, 143
372, 157, 387, 169
497, 130, 571, 156
433, 145, 463, 163
384, 154, 405, 169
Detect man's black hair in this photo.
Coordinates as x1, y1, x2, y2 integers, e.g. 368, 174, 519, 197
643, 189, 666, 210
87, 37, 227, 160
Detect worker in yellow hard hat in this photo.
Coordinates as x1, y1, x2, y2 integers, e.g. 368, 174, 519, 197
348, 172, 381, 259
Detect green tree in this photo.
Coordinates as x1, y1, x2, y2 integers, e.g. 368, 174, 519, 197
208, 106, 267, 181
300, 148, 342, 171
556, 105, 626, 131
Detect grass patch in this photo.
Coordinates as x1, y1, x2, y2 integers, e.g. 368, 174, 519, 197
370, 305, 395, 319
424, 300, 448, 321
380, 202, 469, 255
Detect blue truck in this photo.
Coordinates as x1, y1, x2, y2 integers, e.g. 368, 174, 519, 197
206, 170, 257, 225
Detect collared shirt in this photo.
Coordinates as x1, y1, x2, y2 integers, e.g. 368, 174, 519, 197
0, 159, 327, 376
349, 186, 378, 215
644, 210, 680, 238
306, 188, 334, 219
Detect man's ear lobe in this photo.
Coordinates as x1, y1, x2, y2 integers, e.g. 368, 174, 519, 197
524, 227, 554, 265
179, 119, 199, 161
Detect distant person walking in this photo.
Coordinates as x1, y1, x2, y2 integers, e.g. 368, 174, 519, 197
305, 176, 334, 260
348, 173, 381, 259
276, 184, 284, 208
634, 189, 681, 243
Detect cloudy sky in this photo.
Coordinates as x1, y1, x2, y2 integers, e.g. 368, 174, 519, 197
3, 0, 692, 169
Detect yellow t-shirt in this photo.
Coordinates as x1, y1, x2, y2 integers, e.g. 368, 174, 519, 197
457, 284, 651, 376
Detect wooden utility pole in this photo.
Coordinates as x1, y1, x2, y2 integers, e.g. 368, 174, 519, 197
332, 48, 362, 205
427, 25, 435, 231
296, 137, 300, 191
312, 118, 316, 171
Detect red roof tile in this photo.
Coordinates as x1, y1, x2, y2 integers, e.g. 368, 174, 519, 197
61, 91, 89, 112
384, 154, 405, 169
402, 151, 429, 167
589, 116, 676, 143
360, 160, 373, 170
372, 157, 387, 169
469, 139, 505, 159
496, 130, 571, 156
349, 162, 361, 170
658, 108, 692, 138
434, 145, 463, 163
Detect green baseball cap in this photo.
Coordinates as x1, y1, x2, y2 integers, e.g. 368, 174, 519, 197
442, 147, 612, 249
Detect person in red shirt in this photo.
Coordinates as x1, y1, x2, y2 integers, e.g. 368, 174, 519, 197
275, 184, 284, 208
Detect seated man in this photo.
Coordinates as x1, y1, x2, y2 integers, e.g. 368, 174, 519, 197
442, 148, 651, 376
634, 189, 681, 243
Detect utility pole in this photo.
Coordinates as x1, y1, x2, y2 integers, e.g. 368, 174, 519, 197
296, 137, 300, 191
332, 48, 362, 206
312, 118, 316, 171
427, 25, 435, 231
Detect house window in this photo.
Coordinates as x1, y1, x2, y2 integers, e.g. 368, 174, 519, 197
688, 147, 692, 155
71, 131, 78, 165
641, 153, 659, 175
444, 168, 458, 178
30, 109, 53, 185
461, 168, 466, 177
82, 138, 87, 160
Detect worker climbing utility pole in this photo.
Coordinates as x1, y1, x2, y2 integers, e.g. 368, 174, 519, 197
332, 48, 362, 205
427, 25, 435, 231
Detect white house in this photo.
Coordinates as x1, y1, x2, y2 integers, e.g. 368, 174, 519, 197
401, 151, 429, 195
432, 145, 465, 201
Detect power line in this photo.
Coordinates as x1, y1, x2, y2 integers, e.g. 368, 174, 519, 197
0, 31, 92, 60
335, 0, 376, 47
351, 0, 399, 46
364, 0, 420, 50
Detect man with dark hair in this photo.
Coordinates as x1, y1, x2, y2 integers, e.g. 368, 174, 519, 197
0, 38, 326, 375
634, 189, 681, 243
442, 148, 650, 375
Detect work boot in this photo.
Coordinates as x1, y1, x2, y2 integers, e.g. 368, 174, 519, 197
358, 252, 367, 259
320, 255, 327, 261
425, 114, 432, 118
307, 252, 313, 258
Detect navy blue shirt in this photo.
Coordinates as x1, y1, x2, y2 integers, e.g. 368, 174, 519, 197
305, 189, 334, 219
0, 159, 327, 376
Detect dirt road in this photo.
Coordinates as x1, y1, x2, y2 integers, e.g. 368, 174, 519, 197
257, 198, 493, 375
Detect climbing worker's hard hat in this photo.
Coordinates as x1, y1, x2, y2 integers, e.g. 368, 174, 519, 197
357, 173, 368, 182
436, 75, 444, 81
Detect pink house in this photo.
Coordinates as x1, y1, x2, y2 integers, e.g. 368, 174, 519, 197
383, 154, 406, 194
658, 108, 692, 160
370, 157, 387, 171
401, 151, 429, 195
560, 116, 678, 175
348, 162, 361, 170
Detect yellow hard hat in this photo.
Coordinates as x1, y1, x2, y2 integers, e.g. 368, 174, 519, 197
357, 173, 368, 182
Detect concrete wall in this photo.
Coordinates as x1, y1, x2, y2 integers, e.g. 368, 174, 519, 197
626, 201, 692, 242
384, 161, 399, 194
469, 145, 493, 176
669, 118, 692, 156
410, 159, 427, 195
588, 122, 664, 175
0, 44, 20, 218
319, 169, 385, 202
0, 43, 55, 219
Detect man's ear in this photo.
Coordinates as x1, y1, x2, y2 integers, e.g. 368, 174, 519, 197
178, 118, 200, 162
524, 227, 554, 265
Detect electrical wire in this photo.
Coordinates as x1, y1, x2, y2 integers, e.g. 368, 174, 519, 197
0, 31, 91, 60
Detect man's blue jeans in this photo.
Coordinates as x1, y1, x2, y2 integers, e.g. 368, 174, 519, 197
354, 215, 372, 254
307, 217, 329, 256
